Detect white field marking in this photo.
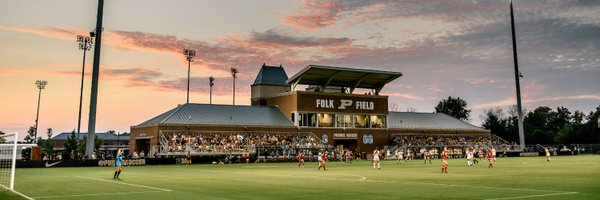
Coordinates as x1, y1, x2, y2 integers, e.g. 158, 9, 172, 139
75, 176, 173, 192
32, 190, 163, 199
237, 172, 578, 195
484, 192, 579, 200
0, 184, 35, 200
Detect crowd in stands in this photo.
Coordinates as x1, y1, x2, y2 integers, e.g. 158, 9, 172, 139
165, 132, 328, 154
392, 135, 513, 150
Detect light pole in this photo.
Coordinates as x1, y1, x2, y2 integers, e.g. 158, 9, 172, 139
86, 0, 104, 157
34, 80, 48, 143
510, 0, 525, 150
231, 68, 238, 105
209, 76, 214, 104
76, 34, 93, 144
183, 49, 196, 104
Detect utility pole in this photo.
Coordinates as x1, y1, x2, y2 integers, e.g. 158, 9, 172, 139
510, 0, 525, 150
86, 0, 104, 157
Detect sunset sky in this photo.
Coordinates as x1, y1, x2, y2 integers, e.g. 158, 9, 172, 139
1, 0, 599, 138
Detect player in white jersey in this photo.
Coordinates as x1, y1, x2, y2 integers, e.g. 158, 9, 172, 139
491, 147, 497, 161
372, 147, 381, 169
466, 148, 474, 166
545, 147, 551, 162
396, 148, 403, 164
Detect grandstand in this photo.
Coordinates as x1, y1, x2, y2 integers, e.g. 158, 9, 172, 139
130, 64, 506, 159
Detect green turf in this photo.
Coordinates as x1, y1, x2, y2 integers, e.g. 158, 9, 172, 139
1, 155, 599, 200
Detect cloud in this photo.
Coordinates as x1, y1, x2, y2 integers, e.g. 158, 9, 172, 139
245, 29, 352, 48
385, 92, 422, 100
473, 95, 600, 109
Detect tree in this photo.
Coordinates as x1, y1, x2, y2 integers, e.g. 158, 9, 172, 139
23, 126, 36, 144
435, 96, 471, 121
481, 107, 513, 141
43, 128, 55, 156
63, 130, 78, 159
0, 130, 5, 143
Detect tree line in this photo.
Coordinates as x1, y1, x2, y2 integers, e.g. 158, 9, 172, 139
435, 96, 600, 144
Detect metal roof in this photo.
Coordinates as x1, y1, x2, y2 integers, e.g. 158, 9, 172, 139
253, 64, 289, 86
136, 103, 294, 127
388, 112, 486, 132
286, 65, 402, 94
53, 132, 129, 140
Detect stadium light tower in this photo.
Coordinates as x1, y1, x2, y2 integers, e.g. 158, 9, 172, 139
34, 80, 48, 143
183, 49, 196, 104
231, 68, 238, 105
209, 76, 214, 104
76, 34, 93, 143
86, 0, 105, 157
510, 0, 526, 150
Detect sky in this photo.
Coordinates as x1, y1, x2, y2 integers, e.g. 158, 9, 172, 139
1, 0, 599, 138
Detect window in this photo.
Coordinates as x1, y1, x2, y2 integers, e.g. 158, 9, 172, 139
336, 114, 352, 128
370, 115, 386, 128
317, 113, 335, 127
354, 115, 370, 128
298, 113, 317, 127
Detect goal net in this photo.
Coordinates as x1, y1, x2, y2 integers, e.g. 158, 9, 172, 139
0, 132, 35, 191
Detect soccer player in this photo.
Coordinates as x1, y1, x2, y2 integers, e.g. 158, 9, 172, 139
471, 147, 478, 164
396, 148, 403, 164
113, 149, 123, 180
466, 148, 474, 166
345, 149, 352, 164
545, 147, 551, 162
318, 150, 327, 171
186, 151, 192, 165
298, 150, 305, 168
441, 147, 448, 173
373, 147, 381, 169
492, 147, 497, 161
487, 149, 494, 168
424, 149, 432, 164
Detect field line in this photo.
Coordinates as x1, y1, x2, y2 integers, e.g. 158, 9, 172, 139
1, 184, 35, 200
75, 176, 173, 192
484, 192, 578, 200
32, 190, 163, 199
237, 172, 578, 196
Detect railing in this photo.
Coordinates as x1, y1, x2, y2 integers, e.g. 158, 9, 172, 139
158, 131, 169, 154
525, 144, 600, 155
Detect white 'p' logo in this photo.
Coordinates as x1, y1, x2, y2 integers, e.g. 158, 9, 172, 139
338, 99, 353, 109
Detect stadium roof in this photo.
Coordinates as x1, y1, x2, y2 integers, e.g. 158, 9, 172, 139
253, 64, 288, 86
135, 103, 294, 127
388, 112, 486, 132
53, 132, 129, 140
286, 65, 402, 94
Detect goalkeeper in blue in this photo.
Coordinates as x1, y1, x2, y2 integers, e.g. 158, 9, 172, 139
113, 149, 124, 180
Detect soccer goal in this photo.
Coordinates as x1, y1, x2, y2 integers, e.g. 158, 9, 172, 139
0, 132, 36, 193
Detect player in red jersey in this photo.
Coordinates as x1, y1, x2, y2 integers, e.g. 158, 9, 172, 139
441, 147, 448, 173
318, 150, 327, 171
298, 150, 305, 168
487, 148, 494, 168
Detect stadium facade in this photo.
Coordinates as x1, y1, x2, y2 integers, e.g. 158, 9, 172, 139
130, 64, 489, 155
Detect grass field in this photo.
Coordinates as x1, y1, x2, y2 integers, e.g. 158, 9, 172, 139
1, 155, 599, 200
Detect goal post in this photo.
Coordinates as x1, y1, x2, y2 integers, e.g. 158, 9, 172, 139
0, 132, 36, 192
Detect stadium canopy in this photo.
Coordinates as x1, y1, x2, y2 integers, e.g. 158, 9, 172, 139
286, 65, 402, 94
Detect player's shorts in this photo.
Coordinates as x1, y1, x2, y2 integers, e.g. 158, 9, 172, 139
442, 160, 448, 166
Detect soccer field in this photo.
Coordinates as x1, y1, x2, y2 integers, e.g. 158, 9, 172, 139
2, 155, 599, 200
